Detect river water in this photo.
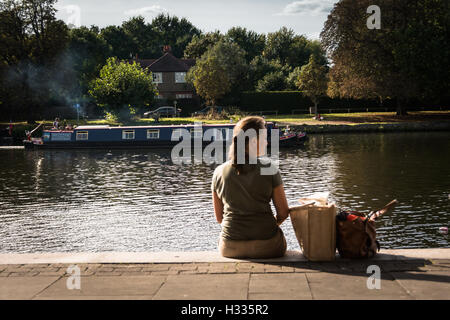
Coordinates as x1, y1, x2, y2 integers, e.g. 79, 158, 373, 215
0, 131, 449, 253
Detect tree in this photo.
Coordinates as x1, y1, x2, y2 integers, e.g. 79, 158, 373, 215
249, 56, 291, 90
286, 66, 302, 90
321, 0, 450, 115
122, 16, 158, 58
264, 27, 320, 69
64, 27, 111, 101
184, 31, 224, 59
186, 55, 231, 106
0, 0, 70, 122
296, 55, 328, 116
151, 14, 201, 58
89, 57, 157, 120
256, 71, 287, 92
226, 27, 266, 63
100, 25, 135, 59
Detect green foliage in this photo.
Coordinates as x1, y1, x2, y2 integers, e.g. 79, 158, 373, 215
103, 14, 201, 60
321, 0, 450, 115
0, 0, 70, 121
263, 27, 325, 69
286, 67, 302, 90
183, 31, 224, 59
88, 57, 157, 120
249, 56, 291, 90
256, 71, 287, 91
225, 27, 266, 63
187, 55, 231, 106
187, 40, 248, 105
296, 55, 328, 108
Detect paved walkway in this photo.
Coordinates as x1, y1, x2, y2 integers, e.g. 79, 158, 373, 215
0, 249, 449, 300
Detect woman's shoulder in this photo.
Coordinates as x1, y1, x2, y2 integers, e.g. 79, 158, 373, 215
213, 160, 232, 177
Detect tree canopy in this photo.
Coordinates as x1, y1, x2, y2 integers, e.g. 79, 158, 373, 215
321, 0, 450, 115
88, 57, 157, 120
296, 55, 329, 116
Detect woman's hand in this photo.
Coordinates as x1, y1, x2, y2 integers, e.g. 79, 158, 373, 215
273, 184, 289, 226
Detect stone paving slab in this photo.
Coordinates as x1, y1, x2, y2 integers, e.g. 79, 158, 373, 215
390, 271, 450, 300
152, 274, 250, 300
306, 272, 412, 300
0, 277, 59, 300
33, 276, 166, 300
248, 273, 312, 300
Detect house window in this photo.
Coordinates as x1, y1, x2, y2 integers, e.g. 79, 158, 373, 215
152, 72, 163, 83
175, 93, 193, 99
122, 130, 135, 140
190, 127, 203, 138
147, 129, 160, 139
155, 95, 164, 100
76, 131, 88, 140
175, 72, 186, 83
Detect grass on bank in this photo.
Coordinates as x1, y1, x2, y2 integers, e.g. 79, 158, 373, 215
2, 111, 449, 131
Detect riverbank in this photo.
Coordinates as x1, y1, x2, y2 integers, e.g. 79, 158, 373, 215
0, 249, 449, 300
289, 120, 450, 134
1, 111, 450, 146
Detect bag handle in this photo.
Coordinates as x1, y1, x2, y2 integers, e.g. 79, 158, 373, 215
367, 199, 398, 221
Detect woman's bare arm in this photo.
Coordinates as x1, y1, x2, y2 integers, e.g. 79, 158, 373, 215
272, 184, 289, 226
212, 191, 224, 224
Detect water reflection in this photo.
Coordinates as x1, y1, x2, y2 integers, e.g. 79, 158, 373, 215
0, 131, 448, 252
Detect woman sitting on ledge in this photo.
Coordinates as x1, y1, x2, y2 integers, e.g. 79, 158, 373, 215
211, 116, 290, 259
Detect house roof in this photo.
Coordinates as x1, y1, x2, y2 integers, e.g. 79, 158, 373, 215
131, 52, 195, 72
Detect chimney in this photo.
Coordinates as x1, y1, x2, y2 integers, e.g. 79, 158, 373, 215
163, 45, 172, 53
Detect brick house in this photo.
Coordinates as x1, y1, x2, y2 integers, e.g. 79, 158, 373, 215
131, 48, 196, 102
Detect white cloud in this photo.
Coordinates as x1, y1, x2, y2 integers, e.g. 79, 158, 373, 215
277, 0, 334, 16
124, 5, 167, 17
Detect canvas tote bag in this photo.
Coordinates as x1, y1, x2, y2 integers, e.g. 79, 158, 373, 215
290, 200, 337, 261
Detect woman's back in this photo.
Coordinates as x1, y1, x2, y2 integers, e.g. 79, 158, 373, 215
212, 159, 282, 241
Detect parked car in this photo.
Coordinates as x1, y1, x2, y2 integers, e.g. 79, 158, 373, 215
144, 106, 181, 118
192, 106, 223, 116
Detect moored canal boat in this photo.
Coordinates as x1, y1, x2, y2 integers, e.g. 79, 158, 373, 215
23, 122, 307, 149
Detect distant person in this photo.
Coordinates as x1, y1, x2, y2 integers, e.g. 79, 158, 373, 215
53, 118, 59, 129
211, 116, 290, 259
153, 112, 160, 123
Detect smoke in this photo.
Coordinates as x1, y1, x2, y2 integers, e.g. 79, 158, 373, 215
3, 46, 93, 116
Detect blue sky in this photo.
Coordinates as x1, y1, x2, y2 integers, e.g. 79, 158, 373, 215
55, 0, 336, 39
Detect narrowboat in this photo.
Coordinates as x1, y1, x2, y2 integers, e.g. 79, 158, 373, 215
23, 122, 307, 149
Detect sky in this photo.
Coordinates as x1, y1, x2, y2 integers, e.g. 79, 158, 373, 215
55, 0, 336, 40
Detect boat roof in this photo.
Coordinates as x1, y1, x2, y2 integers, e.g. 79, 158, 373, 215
72, 123, 241, 130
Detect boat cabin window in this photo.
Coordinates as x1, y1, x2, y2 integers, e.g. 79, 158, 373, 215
147, 129, 160, 139
76, 131, 88, 141
190, 127, 203, 138
122, 130, 135, 140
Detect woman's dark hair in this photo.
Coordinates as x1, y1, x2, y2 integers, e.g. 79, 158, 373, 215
229, 116, 266, 175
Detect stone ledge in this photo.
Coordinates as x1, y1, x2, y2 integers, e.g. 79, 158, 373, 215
0, 248, 449, 265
